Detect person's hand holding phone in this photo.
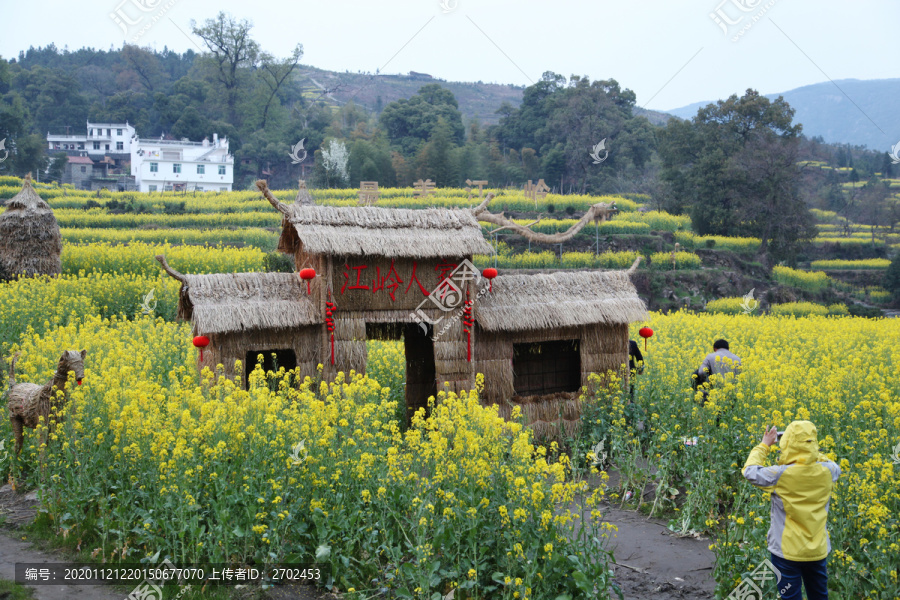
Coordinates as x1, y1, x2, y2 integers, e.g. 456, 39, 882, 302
762, 425, 778, 447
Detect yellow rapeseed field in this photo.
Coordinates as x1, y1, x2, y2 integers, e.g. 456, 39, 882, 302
5, 316, 615, 599
622, 312, 899, 599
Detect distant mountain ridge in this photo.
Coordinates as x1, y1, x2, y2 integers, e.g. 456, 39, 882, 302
666, 79, 900, 150
295, 66, 675, 127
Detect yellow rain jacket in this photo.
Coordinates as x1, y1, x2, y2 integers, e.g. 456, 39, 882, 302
742, 420, 841, 561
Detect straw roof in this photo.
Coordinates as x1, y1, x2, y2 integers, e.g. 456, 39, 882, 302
280, 205, 494, 258
157, 258, 319, 335
256, 178, 492, 258
0, 175, 62, 281
475, 270, 647, 332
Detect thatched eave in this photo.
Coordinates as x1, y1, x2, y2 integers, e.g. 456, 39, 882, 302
474, 270, 648, 332
279, 205, 495, 258
156, 255, 320, 335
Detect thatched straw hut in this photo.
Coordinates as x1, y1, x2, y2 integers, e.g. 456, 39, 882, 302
160, 180, 649, 435
475, 270, 647, 438
0, 175, 62, 282
156, 256, 319, 381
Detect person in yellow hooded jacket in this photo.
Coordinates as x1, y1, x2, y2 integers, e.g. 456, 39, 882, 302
742, 420, 841, 600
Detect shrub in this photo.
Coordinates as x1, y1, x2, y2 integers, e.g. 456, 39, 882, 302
886, 254, 900, 301
675, 232, 760, 253
705, 297, 757, 315
614, 210, 691, 232
827, 303, 849, 316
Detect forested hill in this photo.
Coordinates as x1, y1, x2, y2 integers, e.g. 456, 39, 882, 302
294, 65, 524, 126
668, 78, 900, 150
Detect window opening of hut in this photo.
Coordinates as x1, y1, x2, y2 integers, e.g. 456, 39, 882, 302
512, 340, 580, 396
245, 349, 297, 390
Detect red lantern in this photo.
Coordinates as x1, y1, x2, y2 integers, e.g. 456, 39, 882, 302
193, 335, 210, 361
299, 268, 316, 294
482, 267, 498, 292
638, 326, 654, 351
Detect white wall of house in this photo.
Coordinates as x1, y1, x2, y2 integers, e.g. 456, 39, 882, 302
130, 133, 234, 193
47, 122, 136, 156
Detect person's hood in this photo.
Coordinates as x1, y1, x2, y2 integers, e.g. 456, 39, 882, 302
777, 420, 819, 465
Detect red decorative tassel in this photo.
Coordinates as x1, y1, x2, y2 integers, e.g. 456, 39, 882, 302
325, 290, 336, 366
462, 290, 474, 362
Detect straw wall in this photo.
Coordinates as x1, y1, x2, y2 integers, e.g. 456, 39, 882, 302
199, 325, 321, 385
474, 322, 629, 440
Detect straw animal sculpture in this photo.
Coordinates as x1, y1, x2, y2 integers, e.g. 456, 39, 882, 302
7, 350, 86, 455
472, 193, 618, 244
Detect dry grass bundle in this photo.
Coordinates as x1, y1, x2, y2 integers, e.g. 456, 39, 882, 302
0, 175, 62, 281
331, 317, 367, 375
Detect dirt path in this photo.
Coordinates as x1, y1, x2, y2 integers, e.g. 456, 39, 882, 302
0, 484, 125, 600
599, 503, 715, 599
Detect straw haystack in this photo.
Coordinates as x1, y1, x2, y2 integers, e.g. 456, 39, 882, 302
0, 175, 62, 281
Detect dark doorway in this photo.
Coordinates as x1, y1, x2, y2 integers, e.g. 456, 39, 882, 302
245, 349, 297, 389
403, 323, 437, 422
513, 339, 580, 396
365, 323, 437, 424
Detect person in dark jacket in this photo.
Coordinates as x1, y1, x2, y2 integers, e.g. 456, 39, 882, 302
628, 340, 643, 399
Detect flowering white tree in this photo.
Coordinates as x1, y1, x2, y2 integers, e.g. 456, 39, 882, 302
320, 139, 349, 187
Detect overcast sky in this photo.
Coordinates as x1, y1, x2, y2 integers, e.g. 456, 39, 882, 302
1, 0, 897, 112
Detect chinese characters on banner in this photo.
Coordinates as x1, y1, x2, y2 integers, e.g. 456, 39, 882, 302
339, 260, 431, 301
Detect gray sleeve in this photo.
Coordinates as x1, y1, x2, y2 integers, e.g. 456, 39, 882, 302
820, 460, 841, 482
699, 355, 712, 375
743, 464, 788, 488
